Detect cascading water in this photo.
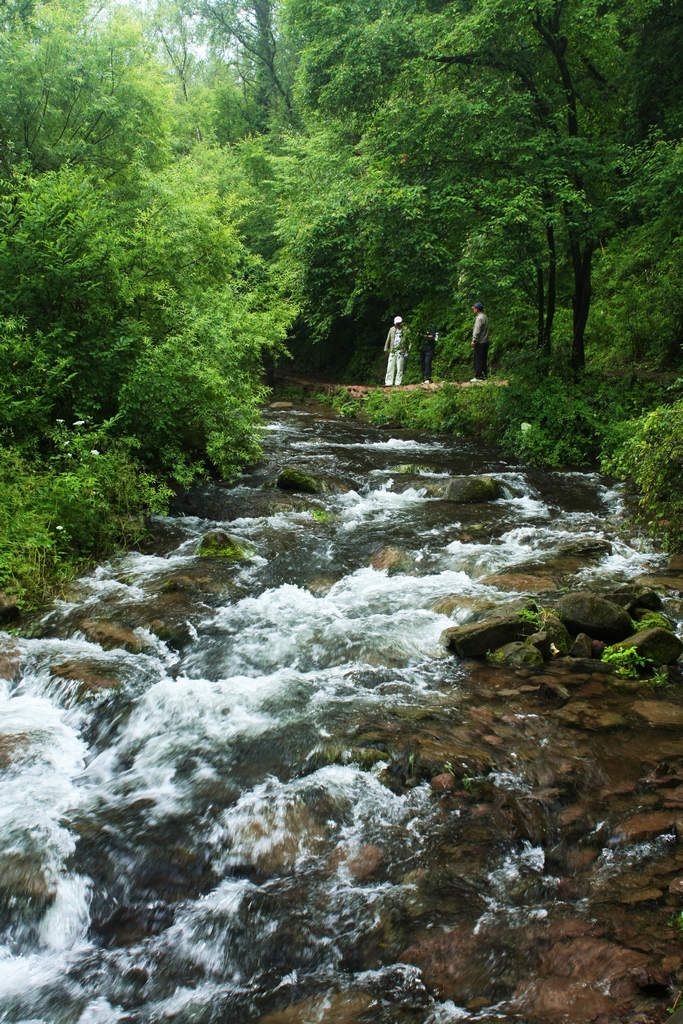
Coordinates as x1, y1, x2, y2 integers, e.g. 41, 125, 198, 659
1, 404, 681, 1024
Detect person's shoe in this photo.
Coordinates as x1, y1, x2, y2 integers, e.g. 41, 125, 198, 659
469, 377, 478, 383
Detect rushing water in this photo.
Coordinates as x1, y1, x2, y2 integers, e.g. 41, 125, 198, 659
1, 404, 681, 1024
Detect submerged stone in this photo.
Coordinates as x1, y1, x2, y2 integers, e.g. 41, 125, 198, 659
51, 659, 123, 694
79, 619, 148, 653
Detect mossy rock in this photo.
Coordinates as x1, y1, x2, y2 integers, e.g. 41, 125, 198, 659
390, 463, 443, 475
540, 612, 572, 654
198, 530, 254, 561
276, 467, 325, 494
443, 475, 504, 504
610, 627, 683, 666
632, 609, 675, 632
488, 641, 544, 669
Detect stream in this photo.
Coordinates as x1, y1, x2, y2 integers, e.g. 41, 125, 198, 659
0, 401, 681, 1024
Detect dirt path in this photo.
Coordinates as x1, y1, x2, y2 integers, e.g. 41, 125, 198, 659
275, 374, 509, 397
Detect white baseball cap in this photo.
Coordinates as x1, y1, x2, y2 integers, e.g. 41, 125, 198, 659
394, 316, 403, 325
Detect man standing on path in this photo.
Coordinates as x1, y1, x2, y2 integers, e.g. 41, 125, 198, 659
471, 302, 489, 381
384, 316, 410, 386
420, 324, 438, 384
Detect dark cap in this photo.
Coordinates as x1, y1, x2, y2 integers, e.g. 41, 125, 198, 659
472, 302, 484, 311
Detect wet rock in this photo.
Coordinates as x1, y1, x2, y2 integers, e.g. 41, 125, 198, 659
616, 811, 680, 842
346, 844, 385, 881
400, 927, 499, 1004
390, 463, 444, 475
611, 627, 683, 665
197, 530, 254, 561
431, 772, 456, 793
257, 992, 373, 1024
557, 538, 612, 559
276, 467, 326, 494
570, 632, 593, 658
669, 554, 683, 572
268, 401, 294, 409
51, 659, 123, 693
551, 655, 615, 675
79, 619, 149, 653
0, 853, 56, 913
554, 701, 628, 731
488, 642, 544, 670
636, 573, 683, 594
441, 614, 532, 658
540, 613, 572, 655
606, 584, 663, 613
370, 546, 412, 574
631, 700, 683, 729
431, 594, 498, 619
305, 575, 339, 596
442, 475, 503, 503
480, 572, 557, 594
556, 591, 634, 642
513, 976, 615, 1023
0, 641, 21, 681
0, 732, 32, 768
144, 618, 194, 650
0, 592, 19, 624
668, 877, 683, 902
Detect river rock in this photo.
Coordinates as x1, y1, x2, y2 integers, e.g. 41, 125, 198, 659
615, 810, 680, 842
569, 632, 593, 658
345, 844, 385, 881
441, 614, 532, 658
556, 591, 634, 642
0, 733, 31, 768
488, 641, 544, 669
480, 572, 557, 594
370, 546, 412, 574
257, 993, 373, 1024
631, 700, 683, 728
0, 641, 21, 681
636, 573, 683, 594
400, 927, 496, 1003
442, 475, 503, 503
0, 853, 56, 912
0, 592, 19, 624
51, 659, 123, 693
276, 467, 325, 494
79, 619, 148, 653
197, 530, 254, 560
632, 608, 676, 630
606, 584, 662, 613
611, 626, 683, 665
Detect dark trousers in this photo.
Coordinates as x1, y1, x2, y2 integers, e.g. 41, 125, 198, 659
420, 344, 434, 381
473, 342, 488, 379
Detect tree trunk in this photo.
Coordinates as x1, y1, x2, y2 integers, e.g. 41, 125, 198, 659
570, 238, 593, 372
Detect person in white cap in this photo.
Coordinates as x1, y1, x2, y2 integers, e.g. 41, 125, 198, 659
384, 315, 410, 386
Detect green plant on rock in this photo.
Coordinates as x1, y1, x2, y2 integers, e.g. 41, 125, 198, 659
601, 645, 650, 678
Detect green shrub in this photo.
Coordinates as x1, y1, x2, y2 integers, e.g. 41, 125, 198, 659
600, 396, 683, 552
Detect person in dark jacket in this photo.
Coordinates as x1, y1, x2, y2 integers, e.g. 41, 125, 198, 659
470, 302, 489, 381
420, 324, 438, 384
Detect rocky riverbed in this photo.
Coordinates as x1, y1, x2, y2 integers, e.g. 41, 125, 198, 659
0, 400, 681, 1024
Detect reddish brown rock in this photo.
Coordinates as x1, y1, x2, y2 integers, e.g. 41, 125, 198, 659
0, 641, 21, 681
256, 992, 373, 1024
369, 546, 411, 573
430, 772, 456, 793
79, 620, 147, 653
616, 811, 680, 842
50, 659, 123, 693
346, 845, 384, 882
631, 700, 683, 728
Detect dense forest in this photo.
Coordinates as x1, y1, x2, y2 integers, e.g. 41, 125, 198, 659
0, 0, 681, 608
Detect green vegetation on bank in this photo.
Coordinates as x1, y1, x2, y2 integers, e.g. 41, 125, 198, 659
0, 0, 680, 607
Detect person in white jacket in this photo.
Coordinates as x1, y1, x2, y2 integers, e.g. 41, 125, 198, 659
384, 315, 410, 386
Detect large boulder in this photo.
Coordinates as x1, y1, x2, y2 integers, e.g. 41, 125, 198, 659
441, 614, 532, 657
197, 530, 254, 561
604, 584, 662, 614
276, 467, 325, 494
556, 592, 633, 642
442, 475, 503, 504
51, 659, 123, 693
0, 592, 19, 624
611, 627, 683, 665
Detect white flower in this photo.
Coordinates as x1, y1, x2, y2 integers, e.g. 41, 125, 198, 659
56, 525, 65, 531
90, 449, 100, 456
73, 420, 85, 426
56, 418, 65, 424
